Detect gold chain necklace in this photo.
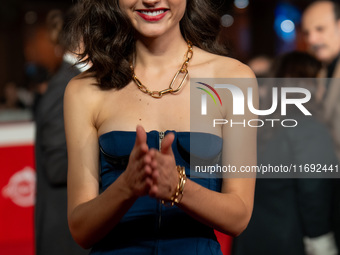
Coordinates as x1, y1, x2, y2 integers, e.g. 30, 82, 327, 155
130, 41, 193, 98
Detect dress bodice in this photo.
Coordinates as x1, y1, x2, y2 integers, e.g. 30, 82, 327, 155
91, 131, 224, 255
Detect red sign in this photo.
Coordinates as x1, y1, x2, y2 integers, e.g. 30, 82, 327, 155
0, 123, 35, 255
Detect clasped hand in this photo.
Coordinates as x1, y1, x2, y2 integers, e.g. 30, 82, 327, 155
122, 126, 179, 201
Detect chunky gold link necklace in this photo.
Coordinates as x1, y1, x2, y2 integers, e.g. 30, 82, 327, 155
130, 41, 193, 98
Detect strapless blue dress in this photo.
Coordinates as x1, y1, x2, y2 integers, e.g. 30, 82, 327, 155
90, 130, 223, 255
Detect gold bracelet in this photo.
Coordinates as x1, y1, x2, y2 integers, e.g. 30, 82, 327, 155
161, 166, 187, 207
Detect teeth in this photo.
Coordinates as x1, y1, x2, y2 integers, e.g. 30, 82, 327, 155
140, 10, 165, 16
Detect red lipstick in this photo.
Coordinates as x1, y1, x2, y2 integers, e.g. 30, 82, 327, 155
136, 8, 169, 22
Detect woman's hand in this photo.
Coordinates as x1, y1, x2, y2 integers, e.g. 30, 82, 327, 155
121, 128, 178, 201
121, 126, 153, 198
148, 132, 179, 200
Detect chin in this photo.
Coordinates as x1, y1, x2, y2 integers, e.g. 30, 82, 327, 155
318, 55, 335, 63
137, 28, 168, 38
312, 51, 332, 63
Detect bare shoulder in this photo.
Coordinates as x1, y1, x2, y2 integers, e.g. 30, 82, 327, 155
65, 73, 100, 97
215, 56, 255, 78
64, 73, 102, 106
192, 47, 255, 79
64, 73, 105, 128
212, 54, 258, 99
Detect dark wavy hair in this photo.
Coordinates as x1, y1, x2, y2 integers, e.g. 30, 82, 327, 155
69, 0, 228, 89
271, 51, 322, 78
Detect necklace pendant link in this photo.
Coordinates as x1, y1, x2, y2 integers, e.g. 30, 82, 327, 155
140, 86, 149, 94
133, 77, 149, 94
160, 88, 173, 95
170, 69, 189, 93
131, 40, 193, 98
150, 91, 163, 98
150, 88, 173, 98
186, 49, 193, 61
180, 62, 188, 72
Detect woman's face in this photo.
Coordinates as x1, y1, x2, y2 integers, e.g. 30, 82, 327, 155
119, 0, 186, 38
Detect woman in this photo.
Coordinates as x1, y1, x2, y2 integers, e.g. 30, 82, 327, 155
64, 0, 257, 254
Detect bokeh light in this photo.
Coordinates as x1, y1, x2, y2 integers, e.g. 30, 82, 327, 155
234, 0, 249, 9
221, 14, 234, 28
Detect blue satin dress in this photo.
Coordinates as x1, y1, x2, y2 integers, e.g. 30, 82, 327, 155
90, 130, 223, 255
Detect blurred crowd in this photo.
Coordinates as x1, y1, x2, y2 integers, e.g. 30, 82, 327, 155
233, 2, 340, 255
0, 7, 68, 122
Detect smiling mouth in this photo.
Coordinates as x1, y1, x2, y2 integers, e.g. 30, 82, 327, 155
138, 10, 167, 16
135, 8, 169, 21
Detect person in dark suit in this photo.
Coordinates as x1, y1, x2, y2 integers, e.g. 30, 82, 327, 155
302, 2, 340, 249
34, 7, 88, 255
232, 52, 338, 255
302, 0, 340, 163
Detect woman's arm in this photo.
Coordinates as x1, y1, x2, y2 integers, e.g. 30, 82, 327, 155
64, 78, 153, 249
148, 62, 257, 236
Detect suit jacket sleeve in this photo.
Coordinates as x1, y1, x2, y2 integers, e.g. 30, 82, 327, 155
41, 90, 68, 186
288, 118, 338, 237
